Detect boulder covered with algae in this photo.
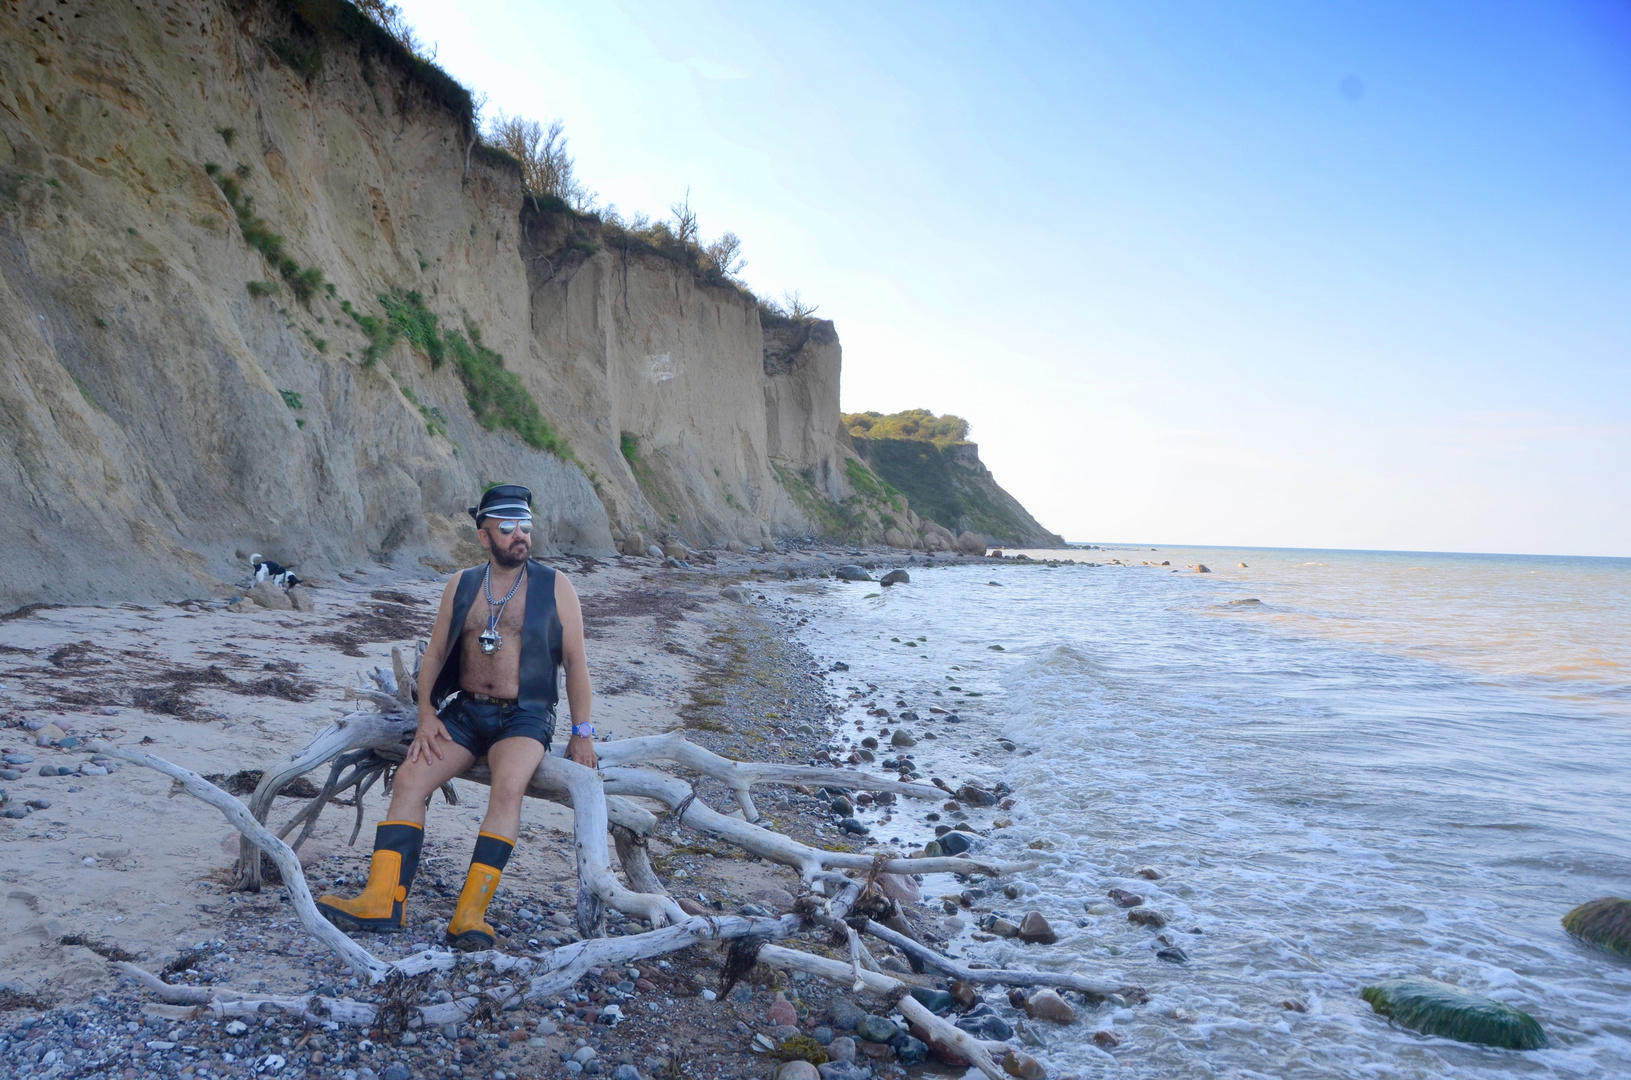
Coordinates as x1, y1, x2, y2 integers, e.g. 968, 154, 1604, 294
1562, 897, 1631, 959
1360, 976, 1548, 1050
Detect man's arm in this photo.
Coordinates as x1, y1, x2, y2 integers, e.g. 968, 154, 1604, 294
408, 576, 462, 764
555, 572, 597, 769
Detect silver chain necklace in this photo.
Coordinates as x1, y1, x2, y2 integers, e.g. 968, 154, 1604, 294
478, 562, 526, 655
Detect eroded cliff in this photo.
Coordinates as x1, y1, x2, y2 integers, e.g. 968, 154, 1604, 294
0, 0, 1049, 609
0, 0, 860, 607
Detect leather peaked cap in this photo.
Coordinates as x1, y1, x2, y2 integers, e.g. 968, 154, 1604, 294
468, 484, 533, 523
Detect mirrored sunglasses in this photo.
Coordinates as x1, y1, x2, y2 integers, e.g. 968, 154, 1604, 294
494, 519, 533, 535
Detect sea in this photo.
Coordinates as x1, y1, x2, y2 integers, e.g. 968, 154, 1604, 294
775, 545, 1631, 1079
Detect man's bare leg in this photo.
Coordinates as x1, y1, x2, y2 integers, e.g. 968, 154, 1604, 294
446, 735, 548, 950
316, 743, 474, 933
385, 743, 478, 825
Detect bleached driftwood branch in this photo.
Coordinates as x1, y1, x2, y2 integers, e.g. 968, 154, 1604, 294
100, 739, 1143, 1074
110, 643, 1144, 1063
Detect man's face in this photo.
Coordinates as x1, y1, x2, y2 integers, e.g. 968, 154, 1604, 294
481, 517, 532, 568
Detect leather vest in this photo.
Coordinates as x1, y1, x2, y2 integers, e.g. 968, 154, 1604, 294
431, 560, 562, 717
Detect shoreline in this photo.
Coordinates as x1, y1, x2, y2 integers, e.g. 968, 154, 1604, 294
0, 545, 1042, 1080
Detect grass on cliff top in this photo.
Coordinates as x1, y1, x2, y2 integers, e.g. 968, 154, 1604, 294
844, 408, 970, 447
268, 0, 474, 122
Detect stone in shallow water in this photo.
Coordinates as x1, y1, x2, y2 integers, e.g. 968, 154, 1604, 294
1002, 1051, 1046, 1080
956, 1013, 1013, 1041
1561, 897, 1631, 958
1025, 989, 1075, 1024
1360, 976, 1548, 1050
937, 831, 973, 855
1017, 911, 1058, 944
1128, 908, 1167, 929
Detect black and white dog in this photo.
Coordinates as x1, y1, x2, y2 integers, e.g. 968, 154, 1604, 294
250, 554, 302, 589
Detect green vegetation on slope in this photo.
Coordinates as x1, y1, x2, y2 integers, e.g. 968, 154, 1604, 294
367, 290, 572, 459
845, 409, 1060, 545
206, 163, 326, 303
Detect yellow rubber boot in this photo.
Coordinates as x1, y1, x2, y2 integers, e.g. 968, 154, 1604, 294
316, 821, 423, 933
446, 831, 513, 951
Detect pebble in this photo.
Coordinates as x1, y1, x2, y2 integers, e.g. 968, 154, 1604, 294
936, 831, 973, 855
1156, 946, 1189, 963
225, 1021, 248, 1035
830, 1000, 865, 1031
811, 1026, 834, 1046
816, 1064, 869, 1080
1017, 911, 1058, 944
35, 724, 66, 746
1092, 1029, 1122, 1048
839, 818, 869, 835
777, 1062, 820, 1080
856, 1015, 898, 1043
1003, 1051, 1046, 1080
699, 989, 716, 1002
767, 999, 797, 1027
985, 917, 1020, 938
536, 1019, 558, 1035
825, 1036, 856, 1062
956, 1014, 1013, 1041
3, 753, 35, 765
1134, 865, 1164, 880
894, 1036, 928, 1065
1025, 989, 1075, 1024
1106, 888, 1143, 908
908, 988, 955, 1014
573, 1046, 599, 1064
889, 729, 916, 747
0, 769, 20, 780
1128, 908, 1167, 929
79, 763, 108, 776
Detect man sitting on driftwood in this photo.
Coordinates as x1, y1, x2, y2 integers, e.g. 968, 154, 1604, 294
317, 484, 599, 950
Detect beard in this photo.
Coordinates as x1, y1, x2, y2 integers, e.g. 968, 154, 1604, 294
488, 532, 532, 569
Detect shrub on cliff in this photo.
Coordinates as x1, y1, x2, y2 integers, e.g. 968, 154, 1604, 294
844, 409, 970, 447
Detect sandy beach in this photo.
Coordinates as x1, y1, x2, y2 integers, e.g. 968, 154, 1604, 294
1, 546, 1020, 1080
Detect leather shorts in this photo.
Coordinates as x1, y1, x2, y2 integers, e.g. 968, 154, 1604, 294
437, 694, 554, 757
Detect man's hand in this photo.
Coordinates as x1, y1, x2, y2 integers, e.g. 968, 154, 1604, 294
410, 711, 454, 765
565, 733, 598, 769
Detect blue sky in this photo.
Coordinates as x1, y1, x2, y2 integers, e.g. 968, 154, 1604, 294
398, 1, 1631, 556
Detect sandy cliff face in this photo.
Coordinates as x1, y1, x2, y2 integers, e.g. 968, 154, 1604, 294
0, 0, 851, 608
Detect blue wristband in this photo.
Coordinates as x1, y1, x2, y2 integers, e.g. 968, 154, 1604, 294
571, 723, 594, 738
